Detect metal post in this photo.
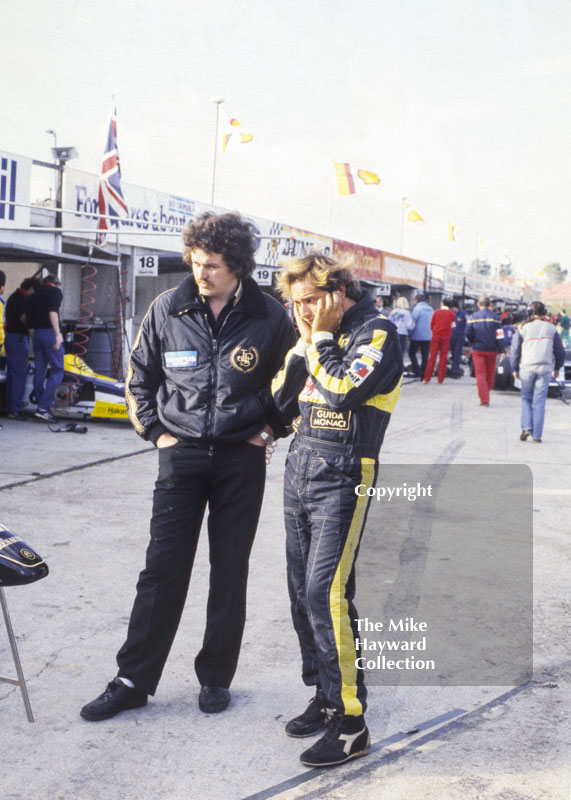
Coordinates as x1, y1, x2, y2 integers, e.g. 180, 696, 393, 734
210, 98, 224, 207
400, 197, 407, 254
0, 588, 35, 722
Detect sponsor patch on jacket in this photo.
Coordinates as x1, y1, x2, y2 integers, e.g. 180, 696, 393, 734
299, 377, 326, 403
357, 345, 384, 363
230, 346, 259, 373
347, 359, 374, 386
310, 407, 351, 430
164, 350, 198, 368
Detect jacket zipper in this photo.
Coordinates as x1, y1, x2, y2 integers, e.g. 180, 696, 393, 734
206, 310, 235, 441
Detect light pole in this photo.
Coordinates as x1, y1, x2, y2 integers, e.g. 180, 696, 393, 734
50, 145, 78, 255
210, 98, 224, 207
400, 196, 407, 254
46, 129, 58, 162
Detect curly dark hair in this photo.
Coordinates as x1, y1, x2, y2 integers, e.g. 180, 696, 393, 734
182, 212, 258, 278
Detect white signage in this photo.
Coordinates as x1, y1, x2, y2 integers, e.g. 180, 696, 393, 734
254, 267, 274, 286
134, 253, 159, 276
376, 282, 392, 296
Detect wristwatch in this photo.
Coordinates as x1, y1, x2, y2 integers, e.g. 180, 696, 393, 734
260, 431, 275, 446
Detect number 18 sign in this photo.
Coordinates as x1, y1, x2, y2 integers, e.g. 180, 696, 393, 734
135, 254, 159, 276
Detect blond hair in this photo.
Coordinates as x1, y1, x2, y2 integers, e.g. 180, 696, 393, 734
396, 296, 409, 309
276, 253, 361, 301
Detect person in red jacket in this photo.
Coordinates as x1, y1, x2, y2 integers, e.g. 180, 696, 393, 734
423, 298, 456, 383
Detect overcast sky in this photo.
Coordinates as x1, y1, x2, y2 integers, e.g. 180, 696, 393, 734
2, 0, 569, 278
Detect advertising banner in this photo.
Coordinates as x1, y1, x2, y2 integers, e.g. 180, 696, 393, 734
382, 253, 426, 287
0, 150, 31, 228
332, 239, 383, 282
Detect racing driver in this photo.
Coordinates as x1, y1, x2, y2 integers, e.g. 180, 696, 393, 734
272, 253, 403, 767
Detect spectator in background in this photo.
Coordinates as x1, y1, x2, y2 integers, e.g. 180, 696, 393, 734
27, 274, 64, 422
559, 309, 570, 347
389, 297, 414, 357
0, 270, 6, 372
449, 301, 468, 378
466, 295, 504, 406
500, 315, 516, 352
4, 277, 40, 419
511, 301, 565, 443
375, 296, 391, 318
409, 293, 433, 380
423, 298, 456, 383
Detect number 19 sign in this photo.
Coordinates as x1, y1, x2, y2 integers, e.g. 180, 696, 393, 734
254, 268, 273, 286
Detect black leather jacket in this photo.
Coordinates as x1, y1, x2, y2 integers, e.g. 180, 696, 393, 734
125, 274, 296, 446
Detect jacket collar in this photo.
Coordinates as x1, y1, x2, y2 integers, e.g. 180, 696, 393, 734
339, 291, 377, 332
169, 273, 269, 317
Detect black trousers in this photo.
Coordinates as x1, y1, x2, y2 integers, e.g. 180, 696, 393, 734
116, 440, 266, 695
408, 339, 431, 377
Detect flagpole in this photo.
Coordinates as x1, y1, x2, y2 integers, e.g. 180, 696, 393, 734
210, 98, 224, 207
400, 196, 407, 254
325, 167, 335, 233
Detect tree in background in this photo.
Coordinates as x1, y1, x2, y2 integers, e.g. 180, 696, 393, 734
471, 258, 491, 276
542, 262, 568, 288
447, 260, 464, 271
499, 258, 512, 278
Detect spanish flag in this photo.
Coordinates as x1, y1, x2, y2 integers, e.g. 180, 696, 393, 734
448, 221, 456, 241
334, 163, 380, 196
334, 163, 356, 195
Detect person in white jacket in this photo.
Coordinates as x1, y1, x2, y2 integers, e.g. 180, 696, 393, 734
510, 301, 565, 442
388, 297, 415, 358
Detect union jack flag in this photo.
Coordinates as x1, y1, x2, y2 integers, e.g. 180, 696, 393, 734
97, 107, 128, 245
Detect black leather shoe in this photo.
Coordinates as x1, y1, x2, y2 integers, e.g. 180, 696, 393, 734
198, 685, 231, 713
80, 678, 148, 721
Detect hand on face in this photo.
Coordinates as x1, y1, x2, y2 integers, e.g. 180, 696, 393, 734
312, 291, 343, 334
293, 303, 313, 343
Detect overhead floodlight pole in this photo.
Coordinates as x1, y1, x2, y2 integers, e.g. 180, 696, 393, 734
400, 196, 407, 255
211, 98, 224, 207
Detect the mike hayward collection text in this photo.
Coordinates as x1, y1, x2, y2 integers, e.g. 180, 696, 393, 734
354, 617, 436, 671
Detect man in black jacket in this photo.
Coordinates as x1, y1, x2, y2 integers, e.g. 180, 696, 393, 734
81, 212, 295, 721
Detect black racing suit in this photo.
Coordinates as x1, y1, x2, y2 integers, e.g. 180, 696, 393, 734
272, 292, 403, 715
118, 274, 296, 695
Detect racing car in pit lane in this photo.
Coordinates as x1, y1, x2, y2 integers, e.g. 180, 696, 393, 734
0, 354, 129, 421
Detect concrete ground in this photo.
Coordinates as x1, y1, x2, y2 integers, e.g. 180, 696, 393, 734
0, 373, 569, 800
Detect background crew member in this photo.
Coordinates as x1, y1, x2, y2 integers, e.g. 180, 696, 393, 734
409, 293, 433, 379
272, 254, 403, 767
423, 297, 456, 383
0, 270, 6, 372
81, 212, 296, 722
449, 301, 468, 378
4, 277, 40, 419
466, 295, 504, 406
511, 301, 564, 443
27, 273, 64, 422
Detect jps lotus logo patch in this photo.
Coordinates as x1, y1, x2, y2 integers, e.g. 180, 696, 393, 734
231, 346, 259, 373
20, 548, 36, 561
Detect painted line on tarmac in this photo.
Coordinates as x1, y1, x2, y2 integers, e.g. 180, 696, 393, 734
240, 682, 534, 800
0, 448, 152, 492
239, 707, 465, 800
